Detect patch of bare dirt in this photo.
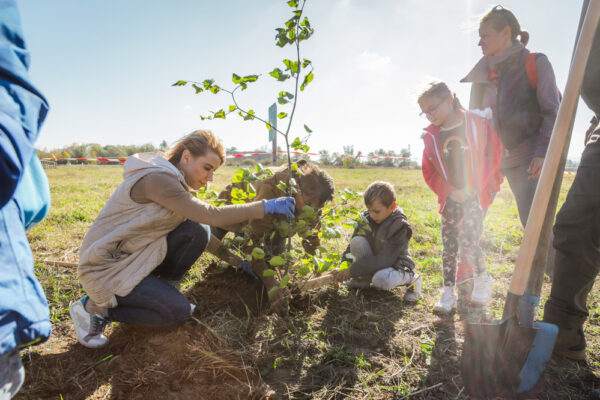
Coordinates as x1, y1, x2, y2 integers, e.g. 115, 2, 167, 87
17, 263, 276, 400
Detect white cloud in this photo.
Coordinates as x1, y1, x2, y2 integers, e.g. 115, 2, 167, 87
184, 105, 192, 110
356, 51, 392, 73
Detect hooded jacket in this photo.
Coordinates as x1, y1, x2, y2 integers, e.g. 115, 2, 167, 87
342, 207, 414, 278
78, 153, 188, 308
421, 109, 503, 213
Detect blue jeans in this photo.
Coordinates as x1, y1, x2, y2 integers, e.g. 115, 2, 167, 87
107, 220, 210, 327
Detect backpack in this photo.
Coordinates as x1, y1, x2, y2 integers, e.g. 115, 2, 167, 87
525, 52, 562, 100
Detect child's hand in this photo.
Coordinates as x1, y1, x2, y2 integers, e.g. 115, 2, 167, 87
332, 268, 351, 283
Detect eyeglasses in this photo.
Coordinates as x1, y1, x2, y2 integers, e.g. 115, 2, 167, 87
419, 97, 448, 118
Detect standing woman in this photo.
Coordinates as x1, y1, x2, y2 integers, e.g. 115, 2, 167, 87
461, 5, 560, 229
69, 130, 295, 348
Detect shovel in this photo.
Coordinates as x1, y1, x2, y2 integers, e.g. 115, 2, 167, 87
461, 1, 600, 397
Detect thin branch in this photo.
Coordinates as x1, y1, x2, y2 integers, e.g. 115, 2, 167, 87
399, 383, 444, 399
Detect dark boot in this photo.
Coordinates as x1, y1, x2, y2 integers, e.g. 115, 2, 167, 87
553, 327, 586, 360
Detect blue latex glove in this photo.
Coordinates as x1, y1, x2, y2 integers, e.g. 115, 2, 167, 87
237, 260, 258, 279
262, 197, 295, 219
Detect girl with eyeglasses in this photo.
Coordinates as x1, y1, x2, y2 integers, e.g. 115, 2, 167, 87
418, 82, 503, 314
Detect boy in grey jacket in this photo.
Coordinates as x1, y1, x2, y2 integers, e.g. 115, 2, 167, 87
337, 181, 422, 301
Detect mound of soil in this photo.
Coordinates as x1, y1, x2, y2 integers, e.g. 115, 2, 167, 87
187, 262, 270, 318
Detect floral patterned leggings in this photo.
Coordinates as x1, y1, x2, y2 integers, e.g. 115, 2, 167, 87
441, 197, 487, 287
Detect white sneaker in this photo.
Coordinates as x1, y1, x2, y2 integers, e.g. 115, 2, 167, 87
434, 286, 456, 314
471, 274, 493, 305
70, 298, 108, 348
403, 273, 422, 302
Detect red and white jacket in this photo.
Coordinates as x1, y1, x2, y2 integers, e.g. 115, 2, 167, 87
421, 109, 503, 213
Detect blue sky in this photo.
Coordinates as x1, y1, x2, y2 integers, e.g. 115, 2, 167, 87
19, 0, 593, 161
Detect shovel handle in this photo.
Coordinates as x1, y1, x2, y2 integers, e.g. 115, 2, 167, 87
510, 0, 600, 296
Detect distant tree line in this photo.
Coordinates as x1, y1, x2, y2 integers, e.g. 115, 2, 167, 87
36, 141, 169, 160
36, 142, 419, 169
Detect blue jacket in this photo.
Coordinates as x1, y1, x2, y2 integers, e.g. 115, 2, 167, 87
0, 0, 51, 355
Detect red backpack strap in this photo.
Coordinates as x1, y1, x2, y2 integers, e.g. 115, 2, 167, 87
525, 52, 538, 89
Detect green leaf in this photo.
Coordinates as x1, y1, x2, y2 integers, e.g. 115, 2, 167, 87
209, 85, 220, 94
243, 74, 259, 82
304, 124, 313, 133
302, 58, 312, 68
300, 17, 311, 29
192, 83, 203, 94
300, 71, 314, 91
202, 79, 215, 89
287, 0, 298, 7
213, 109, 226, 119
280, 273, 291, 288
279, 91, 294, 99
277, 97, 289, 105
243, 109, 256, 121
269, 68, 290, 82
229, 105, 237, 112
269, 256, 286, 267
251, 247, 265, 260
278, 112, 288, 119
275, 28, 290, 48
232, 73, 243, 84
291, 137, 303, 150
276, 181, 287, 192
298, 264, 310, 276
263, 268, 277, 277
267, 286, 280, 299
283, 59, 300, 74
172, 80, 187, 86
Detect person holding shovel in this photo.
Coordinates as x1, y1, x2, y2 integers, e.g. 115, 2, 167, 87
70, 130, 295, 348
461, 5, 560, 230
543, 24, 600, 361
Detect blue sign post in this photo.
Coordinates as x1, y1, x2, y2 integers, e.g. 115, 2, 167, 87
268, 103, 277, 165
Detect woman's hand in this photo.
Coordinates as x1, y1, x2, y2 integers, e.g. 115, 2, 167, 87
263, 197, 296, 218
527, 157, 544, 179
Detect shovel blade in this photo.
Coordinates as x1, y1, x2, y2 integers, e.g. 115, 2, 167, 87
461, 316, 538, 397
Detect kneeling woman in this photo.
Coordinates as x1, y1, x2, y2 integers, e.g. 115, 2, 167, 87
70, 130, 294, 348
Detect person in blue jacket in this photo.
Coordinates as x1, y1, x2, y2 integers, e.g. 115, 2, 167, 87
0, 0, 52, 398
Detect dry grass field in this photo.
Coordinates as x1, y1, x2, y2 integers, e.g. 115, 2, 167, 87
14, 164, 600, 399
